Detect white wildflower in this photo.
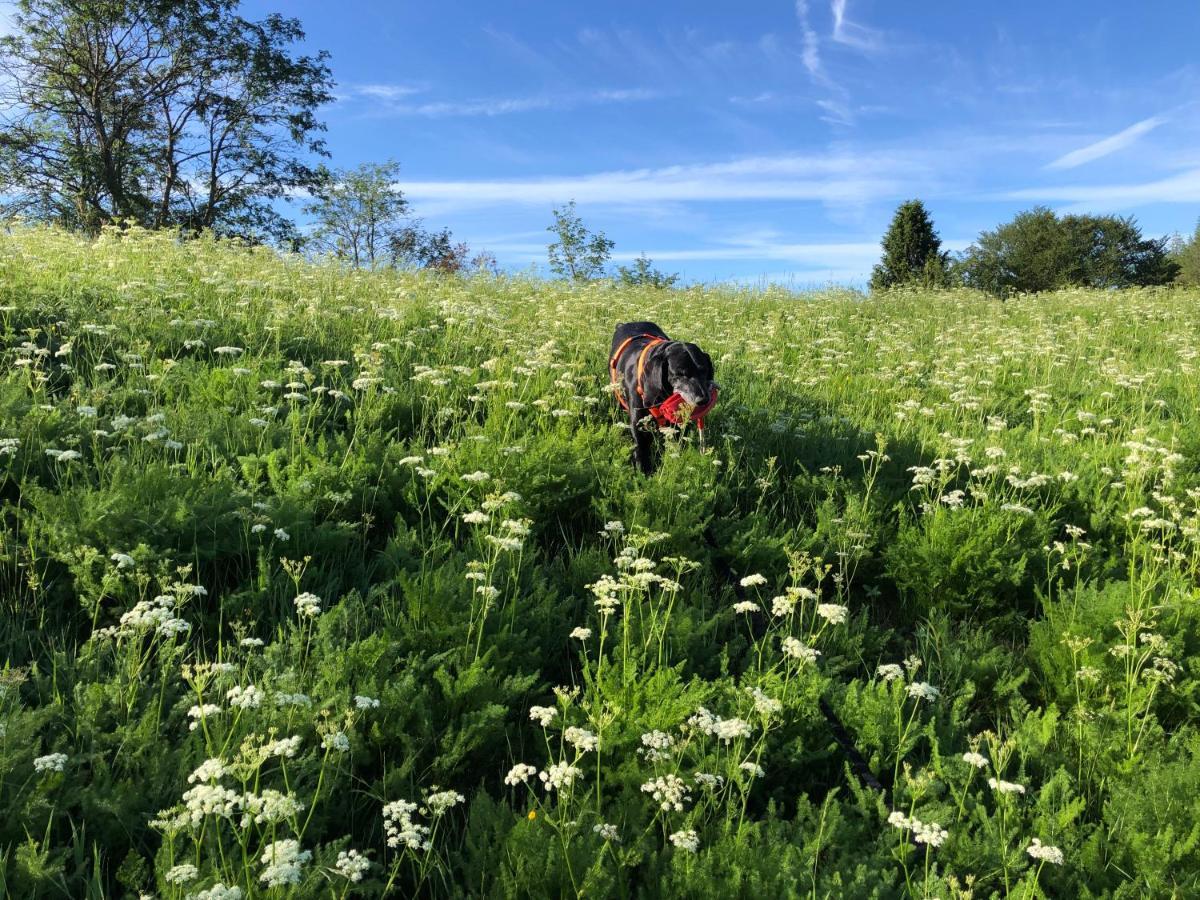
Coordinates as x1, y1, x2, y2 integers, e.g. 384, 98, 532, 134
641, 774, 691, 811
539, 762, 583, 792
816, 603, 849, 625
564, 726, 600, 753
669, 829, 700, 852
34, 753, 67, 773
504, 763, 537, 786
1026, 838, 1064, 865
334, 849, 371, 882
293, 592, 322, 618
258, 839, 311, 887
988, 777, 1026, 795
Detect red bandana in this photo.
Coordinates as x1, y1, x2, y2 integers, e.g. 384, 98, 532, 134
648, 386, 719, 430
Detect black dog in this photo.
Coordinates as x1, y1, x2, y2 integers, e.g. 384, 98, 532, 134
609, 321, 717, 474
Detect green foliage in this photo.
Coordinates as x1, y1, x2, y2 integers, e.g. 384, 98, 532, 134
1168, 219, 1200, 286
546, 201, 615, 281
303, 161, 411, 268
617, 254, 680, 289
959, 206, 1180, 296
870, 200, 950, 292
0, 224, 1198, 896
0, 0, 333, 243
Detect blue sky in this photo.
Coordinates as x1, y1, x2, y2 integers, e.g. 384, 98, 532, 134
60, 3, 1200, 282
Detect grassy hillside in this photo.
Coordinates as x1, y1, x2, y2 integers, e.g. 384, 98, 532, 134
2, 225, 1199, 898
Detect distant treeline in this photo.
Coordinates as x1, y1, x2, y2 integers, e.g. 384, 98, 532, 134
870, 200, 1197, 296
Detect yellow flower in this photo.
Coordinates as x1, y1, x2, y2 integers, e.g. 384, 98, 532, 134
527, 810, 537, 821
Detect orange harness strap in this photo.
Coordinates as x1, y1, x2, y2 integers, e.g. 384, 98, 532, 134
609, 334, 666, 410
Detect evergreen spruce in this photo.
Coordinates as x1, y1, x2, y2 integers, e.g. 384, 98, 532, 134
870, 200, 949, 291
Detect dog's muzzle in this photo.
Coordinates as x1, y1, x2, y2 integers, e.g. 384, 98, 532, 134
649, 385, 719, 430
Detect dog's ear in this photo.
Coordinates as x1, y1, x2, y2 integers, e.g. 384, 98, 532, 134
641, 342, 670, 400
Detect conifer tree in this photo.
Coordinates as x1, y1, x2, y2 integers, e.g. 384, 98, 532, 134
870, 200, 949, 291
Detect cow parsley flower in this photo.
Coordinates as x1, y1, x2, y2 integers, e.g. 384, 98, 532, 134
539, 762, 583, 792
641, 774, 691, 811
638, 730, 675, 761
748, 686, 782, 717
816, 603, 849, 624
264, 736, 302, 758
383, 799, 430, 850
335, 849, 371, 882
564, 726, 600, 753
569, 627, 592, 641
961, 751, 989, 769
529, 706, 557, 727
906, 682, 940, 702
34, 753, 67, 773
187, 703, 221, 730
669, 829, 700, 852
988, 777, 1026, 795
505, 763, 537, 786
1026, 838, 1064, 865
739, 573, 767, 587
165, 863, 199, 884
226, 685, 263, 709
593, 823, 621, 842
258, 839, 311, 887
354, 695, 380, 710
188, 758, 227, 783
877, 664, 904, 682
462, 510, 489, 524
426, 789, 465, 816
712, 717, 753, 743
782, 636, 820, 664
733, 600, 761, 614
322, 731, 350, 753
190, 883, 243, 900
182, 783, 241, 824
241, 789, 305, 826
293, 592, 322, 618
913, 820, 949, 847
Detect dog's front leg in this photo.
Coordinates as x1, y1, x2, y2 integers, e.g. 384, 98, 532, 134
630, 407, 655, 474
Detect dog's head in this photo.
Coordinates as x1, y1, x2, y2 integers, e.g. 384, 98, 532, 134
664, 341, 717, 405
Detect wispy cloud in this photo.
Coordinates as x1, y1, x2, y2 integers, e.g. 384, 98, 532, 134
345, 86, 661, 118
400, 152, 929, 213
794, 1, 857, 125
352, 83, 425, 101
1045, 115, 1170, 170
830, 0, 883, 52
1002, 166, 1200, 209
794, 1, 822, 76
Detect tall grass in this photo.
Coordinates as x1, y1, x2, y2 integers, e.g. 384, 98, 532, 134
2, 223, 1199, 897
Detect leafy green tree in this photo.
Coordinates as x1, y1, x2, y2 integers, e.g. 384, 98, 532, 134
616, 254, 679, 289
870, 199, 950, 291
389, 224, 472, 273
1168, 220, 1200, 286
0, 0, 333, 243
960, 207, 1179, 295
546, 201, 614, 281
303, 161, 410, 268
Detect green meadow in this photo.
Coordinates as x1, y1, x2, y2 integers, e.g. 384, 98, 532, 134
2, 225, 1199, 898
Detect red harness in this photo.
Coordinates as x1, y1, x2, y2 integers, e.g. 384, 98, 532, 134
609, 334, 718, 430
